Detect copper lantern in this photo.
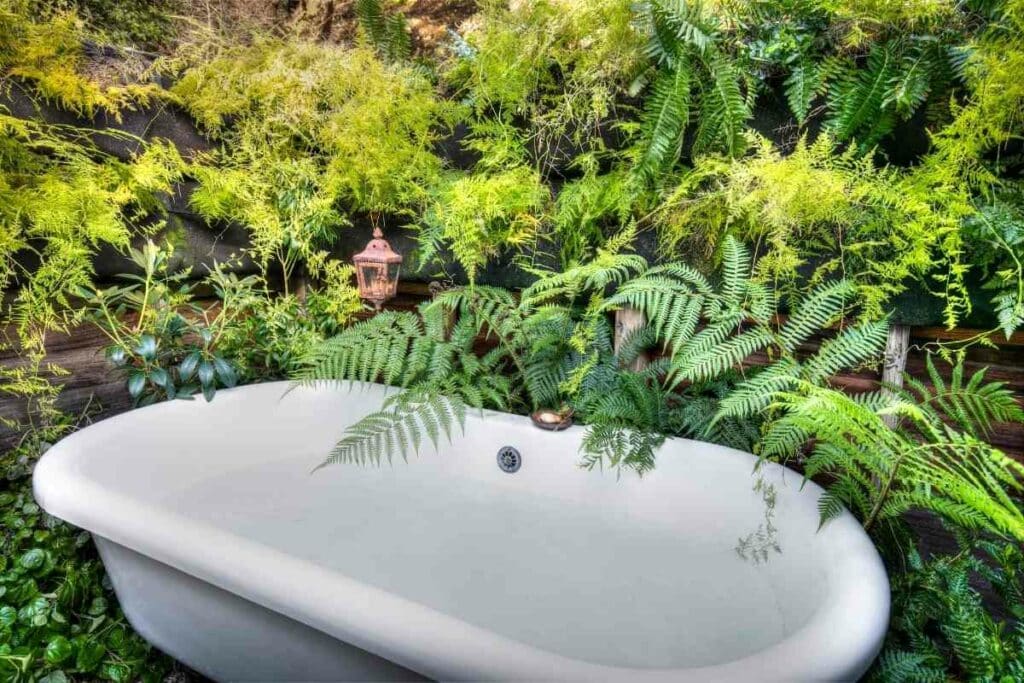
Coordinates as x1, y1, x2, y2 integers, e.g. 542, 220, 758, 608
353, 227, 402, 310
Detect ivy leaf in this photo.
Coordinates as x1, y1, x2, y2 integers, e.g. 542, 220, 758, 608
75, 638, 106, 671
44, 636, 73, 665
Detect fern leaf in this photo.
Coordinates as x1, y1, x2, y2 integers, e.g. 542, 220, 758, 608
785, 60, 822, 124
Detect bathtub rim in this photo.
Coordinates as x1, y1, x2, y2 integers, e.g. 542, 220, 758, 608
33, 380, 890, 682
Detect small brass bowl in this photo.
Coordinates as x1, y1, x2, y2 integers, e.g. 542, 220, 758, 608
530, 408, 574, 431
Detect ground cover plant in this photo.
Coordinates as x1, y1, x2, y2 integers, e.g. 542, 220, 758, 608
1, 0, 1023, 680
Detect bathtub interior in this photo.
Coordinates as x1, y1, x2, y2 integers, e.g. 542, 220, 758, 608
54, 382, 850, 670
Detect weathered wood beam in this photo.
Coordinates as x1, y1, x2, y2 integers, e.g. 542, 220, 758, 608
881, 324, 912, 428
614, 307, 648, 372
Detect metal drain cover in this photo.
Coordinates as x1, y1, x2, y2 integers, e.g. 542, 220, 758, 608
497, 446, 521, 473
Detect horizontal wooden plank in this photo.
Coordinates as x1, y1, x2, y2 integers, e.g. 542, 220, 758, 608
3, 294, 1022, 461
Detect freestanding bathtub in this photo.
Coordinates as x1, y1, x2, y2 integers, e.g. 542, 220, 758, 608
34, 381, 889, 682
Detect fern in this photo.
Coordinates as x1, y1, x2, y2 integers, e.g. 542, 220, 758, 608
692, 51, 750, 157
355, 0, 411, 62
749, 379, 1024, 542
318, 388, 466, 468
784, 60, 823, 125
636, 63, 693, 178
579, 235, 882, 473
826, 45, 899, 146
296, 311, 424, 386
870, 538, 1024, 682
632, 0, 750, 179
899, 356, 1024, 439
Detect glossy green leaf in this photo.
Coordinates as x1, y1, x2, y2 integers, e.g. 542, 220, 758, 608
134, 335, 157, 361
127, 372, 146, 399
212, 356, 237, 388
44, 636, 72, 665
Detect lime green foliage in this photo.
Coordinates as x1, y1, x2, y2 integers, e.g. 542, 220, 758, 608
870, 537, 1024, 682
928, 2, 1024, 185
444, 0, 644, 161
658, 133, 972, 322
0, 2, 162, 117
0, 5, 182, 352
174, 39, 452, 291
420, 167, 549, 281
0, 110, 183, 352
174, 40, 451, 215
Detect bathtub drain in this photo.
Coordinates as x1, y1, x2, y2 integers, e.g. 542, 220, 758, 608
497, 446, 521, 473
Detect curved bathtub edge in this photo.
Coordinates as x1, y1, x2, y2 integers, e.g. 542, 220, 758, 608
32, 383, 892, 682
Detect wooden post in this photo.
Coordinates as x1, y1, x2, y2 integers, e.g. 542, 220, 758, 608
881, 324, 911, 428
614, 307, 649, 372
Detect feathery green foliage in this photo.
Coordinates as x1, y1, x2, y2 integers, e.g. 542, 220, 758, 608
657, 132, 972, 322
0, 1, 164, 116
0, 110, 183, 353
418, 167, 549, 282
173, 39, 451, 214
443, 0, 644, 166
172, 39, 453, 290
744, 371, 1024, 543
38, 0, 178, 48
870, 536, 1024, 682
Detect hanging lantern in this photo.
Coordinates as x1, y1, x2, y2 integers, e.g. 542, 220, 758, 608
353, 226, 403, 310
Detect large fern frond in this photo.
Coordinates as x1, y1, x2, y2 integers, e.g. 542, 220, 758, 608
317, 388, 466, 468
636, 64, 692, 179
899, 356, 1024, 439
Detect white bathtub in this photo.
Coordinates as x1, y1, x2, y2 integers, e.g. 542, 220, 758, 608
33, 381, 889, 682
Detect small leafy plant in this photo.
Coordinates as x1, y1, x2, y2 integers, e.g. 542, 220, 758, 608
76, 242, 243, 405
